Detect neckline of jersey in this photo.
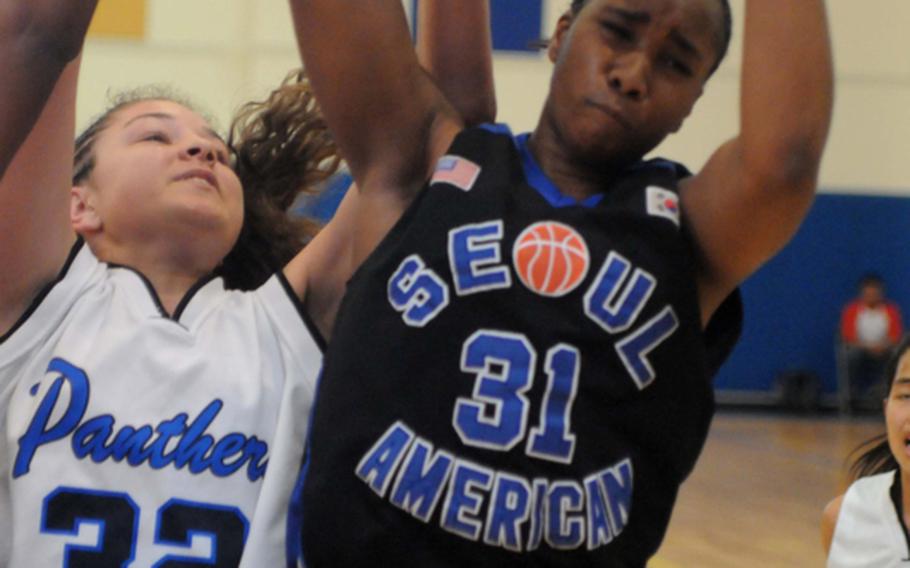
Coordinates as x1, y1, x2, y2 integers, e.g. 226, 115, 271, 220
106, 261, 221, 323
514, 132, 605, 209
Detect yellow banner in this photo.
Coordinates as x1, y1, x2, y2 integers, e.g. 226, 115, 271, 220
88, 0, 146, 39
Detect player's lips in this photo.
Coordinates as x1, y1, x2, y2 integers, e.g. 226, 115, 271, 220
175, 168, 219, 190
585, 99, 633, 130
899, 432, 910, 453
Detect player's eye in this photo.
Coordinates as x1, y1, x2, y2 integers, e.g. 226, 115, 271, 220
660, 54, 693, 77
601, 21, 634, 42
143, 131, 171, 143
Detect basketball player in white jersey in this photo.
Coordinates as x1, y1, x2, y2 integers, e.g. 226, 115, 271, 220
823, 336, 910, 567
0, 1, 494, 565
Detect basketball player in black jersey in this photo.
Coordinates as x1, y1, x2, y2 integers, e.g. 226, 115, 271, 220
288, 0, 833, 565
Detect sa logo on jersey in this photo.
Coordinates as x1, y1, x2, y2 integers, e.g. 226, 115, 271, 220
646, 185, 680, 227
513, 221, 590, 297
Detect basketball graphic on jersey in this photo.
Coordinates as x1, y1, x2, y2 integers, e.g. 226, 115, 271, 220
513, 221, 590, 297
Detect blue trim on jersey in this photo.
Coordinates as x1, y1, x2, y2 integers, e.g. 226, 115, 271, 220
482, 126, 688, 209
514, 133, 606, 209
286, 455, 306, 567
287, 367, 325, 567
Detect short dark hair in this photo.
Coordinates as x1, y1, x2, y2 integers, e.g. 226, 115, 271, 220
221, 69, 340, 290
568, 0, 733, 75
858, 272, 884, 290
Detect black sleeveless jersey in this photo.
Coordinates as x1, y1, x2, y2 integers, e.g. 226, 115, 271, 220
294, 125, 742, 567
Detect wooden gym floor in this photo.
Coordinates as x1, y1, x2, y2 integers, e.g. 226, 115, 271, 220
651, 410, 881, 567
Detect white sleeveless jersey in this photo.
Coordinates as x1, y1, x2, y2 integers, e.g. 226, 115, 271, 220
828, 470, 910, 568
0, 242, 322, 567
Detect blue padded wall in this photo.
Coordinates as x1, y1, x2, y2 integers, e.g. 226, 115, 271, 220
489, 0, 544, 52
411, 0, 544, 53
714, 194, 910, 395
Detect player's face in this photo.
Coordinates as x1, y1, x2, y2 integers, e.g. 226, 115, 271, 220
885, 351, 910, 475
81, 100, 244, 266
542, 0, 722, 168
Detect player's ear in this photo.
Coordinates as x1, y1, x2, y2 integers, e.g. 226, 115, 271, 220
70, 185, 102, 234
548, 13, 574, 63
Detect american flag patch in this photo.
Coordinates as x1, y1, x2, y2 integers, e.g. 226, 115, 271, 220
645, 185, 680, 227
430, 155, 481, 192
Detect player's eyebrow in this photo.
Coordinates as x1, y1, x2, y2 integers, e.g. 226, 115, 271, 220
605, 6, 651, 25
604, 7, 703, 63
125, 112, 226, 145
670, 30, 702, 61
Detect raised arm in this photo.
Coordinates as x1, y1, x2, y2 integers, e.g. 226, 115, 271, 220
681, 0, 833, 322
289, 0, 462, 196
416, 0, 496, 126
0, 1, 99, 334
0, 1, 95, 179
286, 1, 495, 338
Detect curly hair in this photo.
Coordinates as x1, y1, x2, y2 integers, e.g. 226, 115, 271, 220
72, 70, 341, 291
222, 69, 340, 289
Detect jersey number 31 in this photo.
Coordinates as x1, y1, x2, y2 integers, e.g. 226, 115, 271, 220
453, 331, 580, 465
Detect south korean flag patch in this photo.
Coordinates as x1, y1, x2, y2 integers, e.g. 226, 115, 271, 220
646, 185, 681, 228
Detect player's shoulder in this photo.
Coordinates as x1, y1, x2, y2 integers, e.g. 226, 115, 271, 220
825, 471, 894, 525
244, 272, 327, 355
823, 493, 845, 527
821, 493, 845, 553
1, 239, 98, 347
452, 123, 519, 157
616, 158, 691, 200
632, 157, 691, 179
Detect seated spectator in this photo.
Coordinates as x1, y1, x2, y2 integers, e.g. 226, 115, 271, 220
841, 274, 903, 408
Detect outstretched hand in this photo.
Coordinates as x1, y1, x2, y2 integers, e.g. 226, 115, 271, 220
0, 0, 99, 63
0, 0, 99, 180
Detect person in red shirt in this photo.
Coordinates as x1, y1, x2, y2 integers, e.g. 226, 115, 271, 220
841, 274, 903, 408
